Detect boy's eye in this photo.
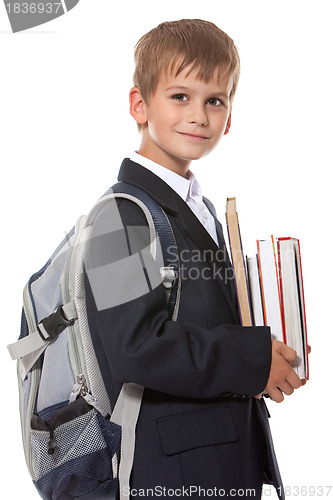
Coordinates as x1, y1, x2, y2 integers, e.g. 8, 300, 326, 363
171, 94, 188, 101
207, 98, 223, 106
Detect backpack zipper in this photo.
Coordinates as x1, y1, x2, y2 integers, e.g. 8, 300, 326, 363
21, 283, 42, 478
61, 217, 87, 382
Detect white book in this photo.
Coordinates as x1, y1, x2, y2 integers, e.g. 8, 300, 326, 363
277, 238, 308, 379
257, 237, 284, 342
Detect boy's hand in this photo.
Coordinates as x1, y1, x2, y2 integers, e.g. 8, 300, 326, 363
256, 340, 303, 403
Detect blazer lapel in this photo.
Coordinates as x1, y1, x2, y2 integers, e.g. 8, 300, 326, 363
117, 158, 240, 323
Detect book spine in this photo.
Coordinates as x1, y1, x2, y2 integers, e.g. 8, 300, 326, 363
271, 235, 284, 340
296, 239, 309, 380
276, 238, 287, 344
226, 198, 252, 327
256, 239, 267, 326
247, 255, 264, 326
256, 237, 284, 341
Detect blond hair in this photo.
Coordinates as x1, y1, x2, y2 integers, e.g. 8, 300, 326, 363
133, 19, 240, 105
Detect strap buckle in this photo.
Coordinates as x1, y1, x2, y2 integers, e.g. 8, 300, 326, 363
37, 305, 75, 342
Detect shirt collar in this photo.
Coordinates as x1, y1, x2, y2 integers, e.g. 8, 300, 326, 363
130, 152, 192, 202
187, 172, 203, 202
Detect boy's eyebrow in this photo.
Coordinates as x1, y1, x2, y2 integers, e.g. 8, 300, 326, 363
164, 85, 191, 93
165, 85, 229, 99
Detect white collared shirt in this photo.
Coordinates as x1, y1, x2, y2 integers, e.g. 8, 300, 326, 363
130, 152, 219, 246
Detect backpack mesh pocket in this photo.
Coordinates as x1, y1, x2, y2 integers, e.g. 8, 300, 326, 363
30, 396, 121, 499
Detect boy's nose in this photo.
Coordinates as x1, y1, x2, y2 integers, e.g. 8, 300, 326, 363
187, 104, 208, 126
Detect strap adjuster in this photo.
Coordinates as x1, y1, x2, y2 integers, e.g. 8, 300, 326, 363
160, 266, 177, 290
37, 305, 75, 342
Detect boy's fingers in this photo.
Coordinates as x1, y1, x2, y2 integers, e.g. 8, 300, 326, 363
277, 381, 294, 396
286, 368, 302, 389
266, 387, 284, 403
280, 343, 297, 364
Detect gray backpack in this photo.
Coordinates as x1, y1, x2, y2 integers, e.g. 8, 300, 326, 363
8, 182, 180, 500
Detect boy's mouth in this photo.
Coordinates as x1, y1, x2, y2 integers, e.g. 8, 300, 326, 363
178, 132, 209, 142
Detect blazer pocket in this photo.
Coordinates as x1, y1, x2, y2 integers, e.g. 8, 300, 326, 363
157, 405, 238, 456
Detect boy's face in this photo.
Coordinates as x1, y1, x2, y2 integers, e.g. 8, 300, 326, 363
131, 65, 233, 176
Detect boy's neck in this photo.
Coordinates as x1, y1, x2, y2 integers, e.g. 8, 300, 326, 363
137, 142, 191, 178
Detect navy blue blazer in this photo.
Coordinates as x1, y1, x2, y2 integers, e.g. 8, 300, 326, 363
85, 158, 284, 499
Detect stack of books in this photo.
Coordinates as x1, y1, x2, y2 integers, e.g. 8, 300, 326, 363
226, 198, 309, 380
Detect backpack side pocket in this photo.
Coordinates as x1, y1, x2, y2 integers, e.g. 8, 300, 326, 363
31, 396, 121, 500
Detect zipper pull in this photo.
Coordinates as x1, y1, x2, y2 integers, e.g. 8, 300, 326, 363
47, 429, 57, 455
69, 373, 89, 403
77, 373, 88, 396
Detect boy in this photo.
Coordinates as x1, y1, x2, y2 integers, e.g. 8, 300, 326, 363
85, 19, 304, 499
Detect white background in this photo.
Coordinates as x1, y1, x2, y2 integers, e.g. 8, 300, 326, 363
1, 1, 332, 498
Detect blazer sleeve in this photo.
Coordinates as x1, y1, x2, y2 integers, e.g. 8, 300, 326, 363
85, 197, 272, 399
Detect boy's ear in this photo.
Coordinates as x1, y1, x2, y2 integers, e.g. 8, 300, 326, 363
129, 87, 148, 125
223, 112, 232, 135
